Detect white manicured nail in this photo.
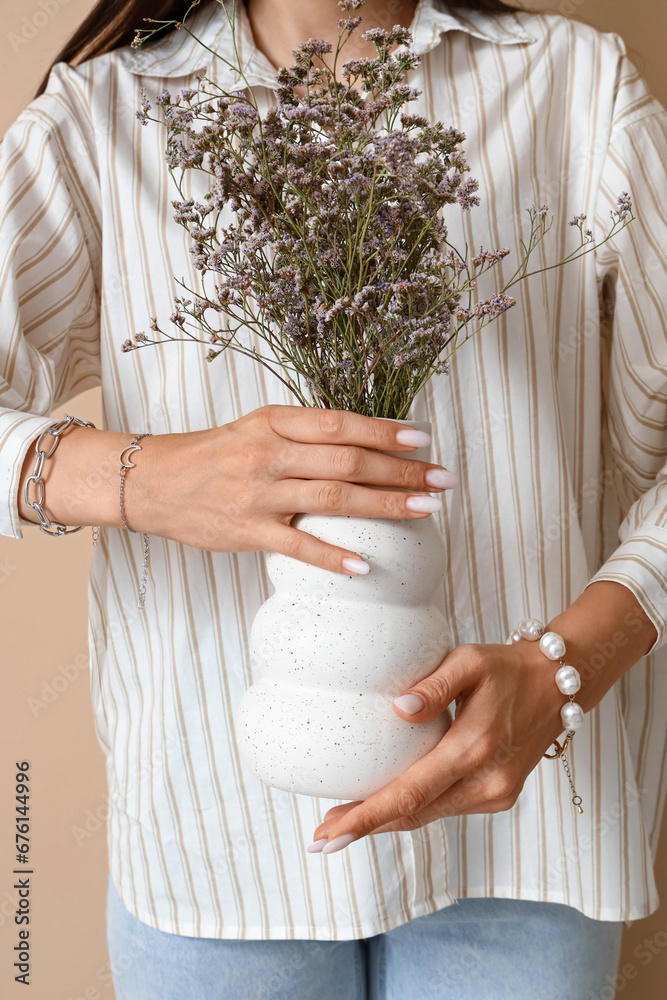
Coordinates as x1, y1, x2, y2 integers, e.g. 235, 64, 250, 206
395, 428, 431, 448
342, 557, 370, 575
405, 495, 443, 513
425, 469, 459, 489
321, 833, 357, 855
393, 693, 425, 714
306, 839, 329, 854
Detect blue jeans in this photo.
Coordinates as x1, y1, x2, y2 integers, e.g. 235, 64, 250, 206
106, 873, 623, 1000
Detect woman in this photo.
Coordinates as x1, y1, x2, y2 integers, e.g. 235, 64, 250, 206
3, 0, 667, 996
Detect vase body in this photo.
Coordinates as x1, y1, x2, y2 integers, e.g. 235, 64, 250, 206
235, 421, 452, 800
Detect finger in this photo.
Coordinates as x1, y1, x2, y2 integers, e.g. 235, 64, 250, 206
392, 644, 486, 723
262, 404, 434, 453
357, 772, 520, 834
313, 742, 525, 842
314, 730, 474, 845
273, 441, 459, 493
263, 521, 372, 575
271, 478, 444, 520
311, 801, 360, 841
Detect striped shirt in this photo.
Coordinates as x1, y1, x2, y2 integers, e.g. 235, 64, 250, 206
1, 0, 667, 937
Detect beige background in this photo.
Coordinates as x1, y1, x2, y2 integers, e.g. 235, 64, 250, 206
0, 1, 666, 997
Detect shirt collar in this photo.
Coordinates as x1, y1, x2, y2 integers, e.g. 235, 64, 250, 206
121, 0, 536, 83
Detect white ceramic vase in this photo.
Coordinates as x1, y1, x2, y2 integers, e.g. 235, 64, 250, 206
234, 420, 452, 800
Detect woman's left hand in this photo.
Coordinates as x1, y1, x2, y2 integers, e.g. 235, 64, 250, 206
310, 638, 566, 850
309, 582, 658, 853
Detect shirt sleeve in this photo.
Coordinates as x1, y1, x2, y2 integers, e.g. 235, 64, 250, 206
586, 56, 667, 651
0, 62, 101, 540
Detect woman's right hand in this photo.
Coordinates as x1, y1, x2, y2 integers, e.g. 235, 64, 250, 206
135, 405, 459, 574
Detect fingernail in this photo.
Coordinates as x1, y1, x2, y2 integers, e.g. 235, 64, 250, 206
393, 693, 425, 714
425, 469, 459, 489
306, 839, 329, 853
395, 428, 431, 448
342, 557, 370, 575
405, 495, 443, 513
321, 833, 357, 855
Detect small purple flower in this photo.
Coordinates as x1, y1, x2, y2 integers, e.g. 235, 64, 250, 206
616, 191, 632, 219
337, 16, 363, 31
473, 294, 516, 320
294, 38, 333, 57
136, 87, 152, 126
227, 103, 259, 121
456, 177, 480, 212
363, 27, 389, 43
472, 247, 510, 267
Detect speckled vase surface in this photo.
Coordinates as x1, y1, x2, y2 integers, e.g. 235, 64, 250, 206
235, 420, 452, 800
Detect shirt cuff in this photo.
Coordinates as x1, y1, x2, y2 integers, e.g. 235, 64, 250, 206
0, 409, 60, 539
586, 526, 667, 655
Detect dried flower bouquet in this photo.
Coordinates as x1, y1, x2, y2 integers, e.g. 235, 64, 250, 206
125, 0, 633, 420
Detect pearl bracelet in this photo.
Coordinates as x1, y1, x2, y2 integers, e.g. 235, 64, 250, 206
507, 619, 584, 813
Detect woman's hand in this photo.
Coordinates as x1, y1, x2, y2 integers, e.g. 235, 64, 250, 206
310, 639, 562, 851
133, 404, 458, 572
309, 581, 658, 852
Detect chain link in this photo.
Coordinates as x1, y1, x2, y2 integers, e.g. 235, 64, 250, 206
543, 651, 583, 813
118, 434, 152, 611
24, 414, 96, 537
551, 738, 584, 814
23, 415, 147, 600
137, 528, 150, 610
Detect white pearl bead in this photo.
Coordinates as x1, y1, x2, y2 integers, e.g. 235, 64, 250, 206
518, 618, 543, 641
539, 631, 566, 661
506, 629, 522, 644
561, 701, 584, 730
555, 665, 581, 696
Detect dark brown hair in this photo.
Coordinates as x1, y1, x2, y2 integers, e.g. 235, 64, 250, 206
36, 0, 520, 96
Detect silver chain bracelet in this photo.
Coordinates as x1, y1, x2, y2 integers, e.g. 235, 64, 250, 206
23, 414, 152, 610
24, 414, 97, 539
119, 434, 152, 611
